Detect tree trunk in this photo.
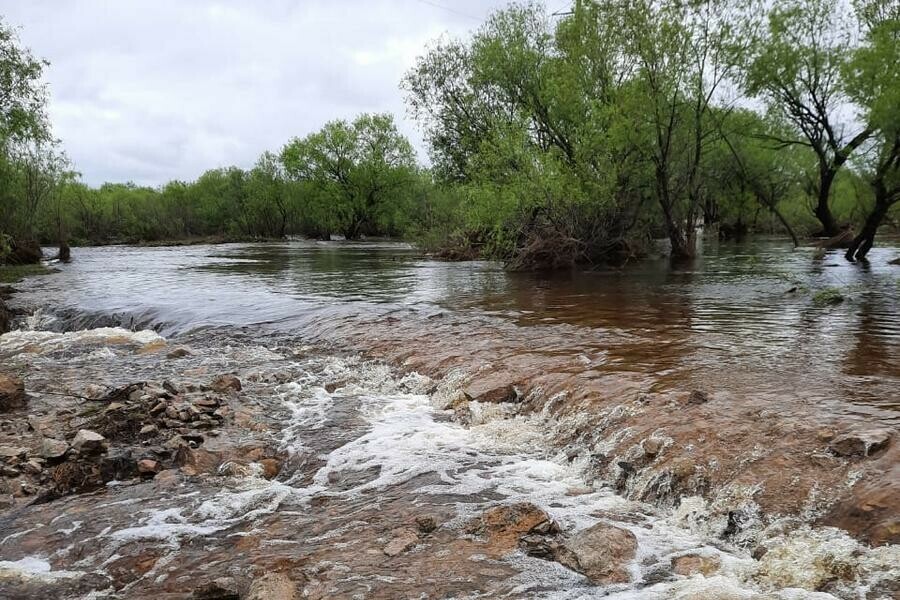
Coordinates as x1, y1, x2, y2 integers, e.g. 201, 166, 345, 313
771, 204, 800, 248
845, 194, 892, 262
814, 168, 840, 237
656, 168, 694, 259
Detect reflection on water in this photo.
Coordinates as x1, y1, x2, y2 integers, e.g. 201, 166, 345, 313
14, 238, 900, 417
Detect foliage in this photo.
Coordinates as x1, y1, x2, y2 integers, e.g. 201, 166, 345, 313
280, 113, 417, 239
1, 3, 899, 268
0, 263, 49, 284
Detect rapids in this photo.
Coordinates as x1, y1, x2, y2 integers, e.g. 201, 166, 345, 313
0, 240, 898, 598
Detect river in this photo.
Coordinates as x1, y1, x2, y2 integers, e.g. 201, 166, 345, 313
0, 239, 897, 599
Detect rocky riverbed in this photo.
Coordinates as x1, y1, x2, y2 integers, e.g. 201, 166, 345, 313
323, 309, 899, 549
0, 315, 898, 599
1, 240, 899, 599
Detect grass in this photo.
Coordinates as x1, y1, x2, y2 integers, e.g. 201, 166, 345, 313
812, 287, 845, 306
0, 264, 52, 284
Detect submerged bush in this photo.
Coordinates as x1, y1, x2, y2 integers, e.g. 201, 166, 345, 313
813, 288, 845, 306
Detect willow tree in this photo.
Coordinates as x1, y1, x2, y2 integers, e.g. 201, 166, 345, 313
743, 0, 873, 237
844, 0, 900, 260
0, 17, 53, 244
280, 113, 416, 240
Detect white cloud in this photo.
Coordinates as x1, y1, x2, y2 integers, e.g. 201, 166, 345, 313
1, 0, 516, 185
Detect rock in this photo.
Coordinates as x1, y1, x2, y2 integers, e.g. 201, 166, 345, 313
167, 348, 192, 359
474, 502, 559, 554
137, 458, 161, 476
671, 458, 696, 480
324, 381, 345, 393
259, 458, 281, 480
519, 533, 563, 560
829, 429, 892, 457
555, 523, 638, 584
415, 514, 438, 534
165, 405, 181, 420
150, 401, 167, 416
40, 438, 69, 460
0, 446, 28, 461
210, 374, 242, 393
165, 435, 187, 450
681, 390, 709, 405
192, 397, 219, 409
642, 437, 664, 457
464, 374, 518, 404
175, 446, 221, 476
245, 572, 298, 600
105, 402, 124, 413
383, 527, 419, 557
0, 374, 27, 412
23, 459, 43, 475
72, 429, 107, 455
816, 428, 836, 441
672, 553, 721, 576
193, 576, 239, 599
140, 424, 159, 437
99, 450, 138, 482
154, 469, 180, 487
453, 399, 473, 426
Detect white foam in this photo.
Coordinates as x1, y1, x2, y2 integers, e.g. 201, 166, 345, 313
0, 327, 164, 355
0, 556, 84, 581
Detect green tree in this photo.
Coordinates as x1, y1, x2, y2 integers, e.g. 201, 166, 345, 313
844, 0, 900, 260
743, 0, 872, 237
280, 113, 416, 239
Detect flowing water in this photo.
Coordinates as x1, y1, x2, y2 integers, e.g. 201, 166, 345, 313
0, 239, 898, 599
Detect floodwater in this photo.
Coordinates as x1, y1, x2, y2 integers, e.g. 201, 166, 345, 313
1, 238, 898, 599
16, 238, 900, 418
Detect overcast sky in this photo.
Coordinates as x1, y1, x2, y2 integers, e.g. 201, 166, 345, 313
1, 0, 552, 186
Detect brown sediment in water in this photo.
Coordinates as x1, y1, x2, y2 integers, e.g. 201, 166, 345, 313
0, 321, 897, 599
326, 311, 899, 548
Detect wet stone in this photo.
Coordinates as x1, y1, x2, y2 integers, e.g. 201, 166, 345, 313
41, 437, 69, 460
829, 429, 892, 457
464, 374, 518, 404
0, 374, 27, 412
383, 527, 420, 557
193, 577, 239, 599
0, 446, 28, 461
259, 457, 281, 480
415, 514, 438, 533
671, 553, 721, 576
23, 458, 44, 474
137, 458, 161, 476
681, 390, 710, 405
246, 572, 298, 600
642, 437, 664, 457
556, 522, 638, 584
72, 429, 106, 455
210, 374, 242, 393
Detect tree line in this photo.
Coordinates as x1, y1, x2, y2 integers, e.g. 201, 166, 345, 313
1, 0, 898, 268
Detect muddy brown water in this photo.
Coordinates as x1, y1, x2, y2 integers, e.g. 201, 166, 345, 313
0, 238, 898, 599
16, 238, 900, 419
